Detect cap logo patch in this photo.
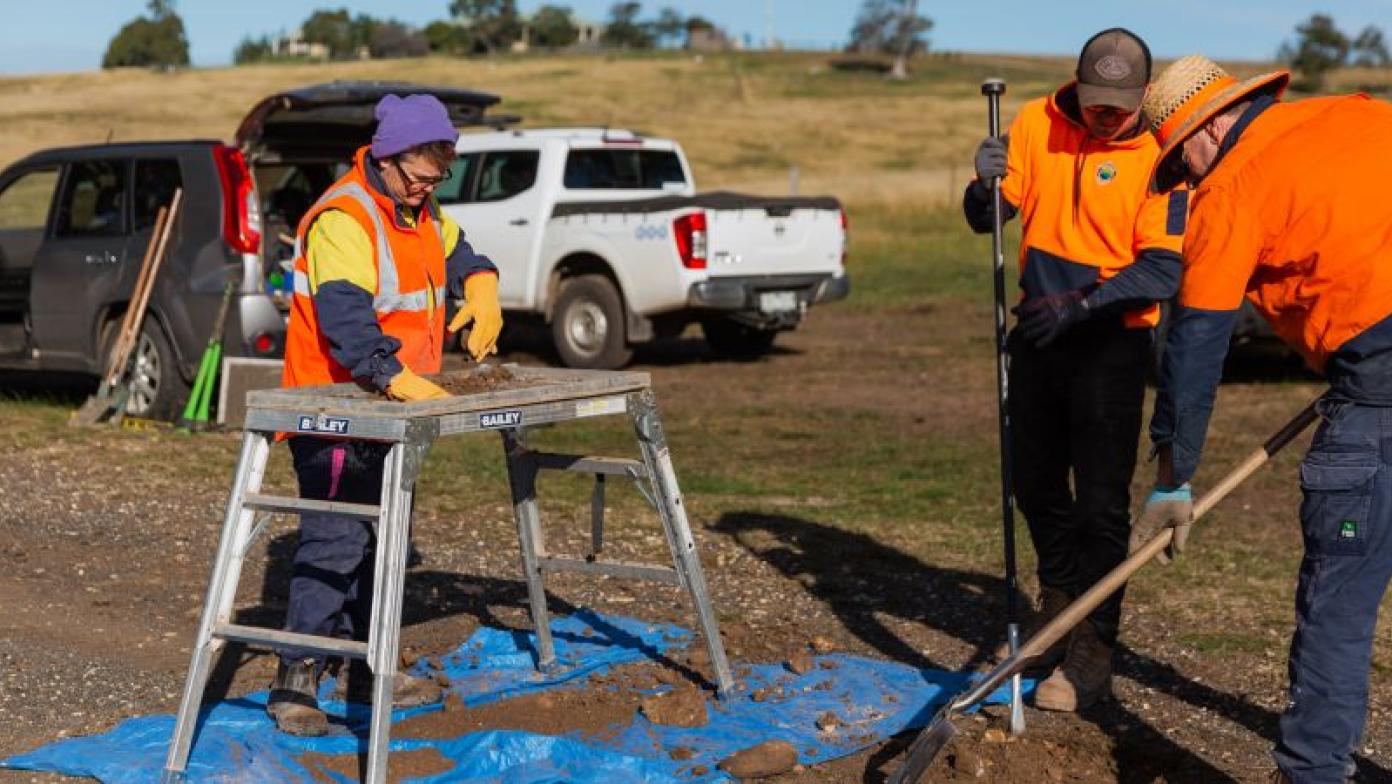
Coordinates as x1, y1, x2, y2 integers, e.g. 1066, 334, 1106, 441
1095, 55, 1132, 82
1096, 161, 1118, 185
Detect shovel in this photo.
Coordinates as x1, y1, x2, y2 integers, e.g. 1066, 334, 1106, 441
887, 396, 1322, 784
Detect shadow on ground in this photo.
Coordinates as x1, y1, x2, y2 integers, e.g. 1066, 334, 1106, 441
712, 511, 1392, 783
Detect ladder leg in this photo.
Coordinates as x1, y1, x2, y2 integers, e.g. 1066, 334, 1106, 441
364, 443, 410, 784
500, 429, 557, 672
164, 432, 272, 780
629, 390, 735, 698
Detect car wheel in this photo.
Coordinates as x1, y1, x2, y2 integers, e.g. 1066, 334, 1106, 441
701, 317, 778, 359
118, 322, 189, 420
551, 275, 633, 369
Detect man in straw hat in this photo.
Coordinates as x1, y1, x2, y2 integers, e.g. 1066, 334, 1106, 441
1133, 54, 1392, 783
963, 28, 1189, 712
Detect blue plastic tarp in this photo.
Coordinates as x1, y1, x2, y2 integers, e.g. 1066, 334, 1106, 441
2, 609, 1032, 783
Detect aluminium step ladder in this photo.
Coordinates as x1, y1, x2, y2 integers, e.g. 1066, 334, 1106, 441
162, 369, 734, 784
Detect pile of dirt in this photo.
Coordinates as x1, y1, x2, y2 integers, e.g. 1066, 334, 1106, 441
299, 747, 454, 784
436, 364, 524, 396
389, 659, 707, 743
640, 686, 709, 727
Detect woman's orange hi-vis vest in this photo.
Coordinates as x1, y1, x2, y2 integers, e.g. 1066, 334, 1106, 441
282, 147, 448, 389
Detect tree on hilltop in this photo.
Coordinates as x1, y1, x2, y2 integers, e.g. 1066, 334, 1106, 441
450, 0, 523, 54
602, 2, 655, 49
847, 0, 932, 78
103, 0, 190, 69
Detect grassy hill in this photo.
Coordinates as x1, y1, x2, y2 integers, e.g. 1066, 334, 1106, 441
0, 51, 1078, 208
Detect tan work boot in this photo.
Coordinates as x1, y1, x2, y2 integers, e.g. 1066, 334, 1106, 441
993, 586, 1073, 675
334, 659, 444, 707
1034, 619, 1113, 712
267, 658, 330, 736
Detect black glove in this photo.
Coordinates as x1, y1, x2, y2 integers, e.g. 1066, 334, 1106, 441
1013, 290, 1090, 347
973, 135, 1009, 187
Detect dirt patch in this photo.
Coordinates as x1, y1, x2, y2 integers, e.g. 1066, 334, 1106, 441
435, 364, 523, 396
299, 747, 454, 783
640, 686, 709, 728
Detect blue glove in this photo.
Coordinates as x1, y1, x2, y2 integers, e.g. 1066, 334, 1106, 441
1129, 484, 1193, 565
1013, 289, 1091, 347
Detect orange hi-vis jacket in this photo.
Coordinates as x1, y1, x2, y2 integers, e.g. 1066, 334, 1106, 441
998, 84, 1188, 328
282, 147, 449, 390
1152, 94, 1392, 485
1179, 95, 1392, 373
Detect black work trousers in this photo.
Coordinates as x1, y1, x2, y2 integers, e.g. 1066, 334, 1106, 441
1007, 322, 1150, 646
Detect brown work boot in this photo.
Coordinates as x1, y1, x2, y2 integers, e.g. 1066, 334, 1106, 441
334, 659, 444, 707
1034, 620, 1113, 712
267, 658, 330, 736
1268, 771, 1291, 784
993, 586, 1072, 675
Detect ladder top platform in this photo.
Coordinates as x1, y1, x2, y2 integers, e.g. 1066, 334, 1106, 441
243, 365, 654, 441
247, 364, 651, 418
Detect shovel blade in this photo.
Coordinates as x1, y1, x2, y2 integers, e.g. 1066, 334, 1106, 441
70, 384, 120, 427
887, 709, 958, 784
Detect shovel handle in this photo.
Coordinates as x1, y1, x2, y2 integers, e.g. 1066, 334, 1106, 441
950, 396, 1321, 712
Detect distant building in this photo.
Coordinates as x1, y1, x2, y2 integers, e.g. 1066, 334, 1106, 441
686, 25, 734, 52
509, 11, 603, 53
275, 31, 330, 60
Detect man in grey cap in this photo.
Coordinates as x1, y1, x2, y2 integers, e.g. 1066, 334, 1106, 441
962, 28, 1189, 711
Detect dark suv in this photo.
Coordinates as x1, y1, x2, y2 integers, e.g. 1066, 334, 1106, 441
0, 81, 499, 419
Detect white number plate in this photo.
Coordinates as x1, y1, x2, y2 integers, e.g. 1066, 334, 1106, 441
759, 291, 798, 313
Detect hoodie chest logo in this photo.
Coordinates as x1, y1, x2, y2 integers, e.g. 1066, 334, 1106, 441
1095, 161, 1118, 186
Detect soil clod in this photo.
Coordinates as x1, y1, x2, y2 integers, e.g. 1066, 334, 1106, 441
640, 687, 709, 728
718, 739, 799, 779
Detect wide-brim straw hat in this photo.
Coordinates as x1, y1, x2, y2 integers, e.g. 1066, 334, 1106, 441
1143, 54, 1290, 192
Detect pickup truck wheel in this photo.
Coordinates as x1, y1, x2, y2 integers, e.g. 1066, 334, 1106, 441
701, 317, 778, 359
105, 321, 189, 421
552, 275, 633, 369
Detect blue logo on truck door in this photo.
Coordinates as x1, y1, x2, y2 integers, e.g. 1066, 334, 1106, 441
479, 410, 523, 429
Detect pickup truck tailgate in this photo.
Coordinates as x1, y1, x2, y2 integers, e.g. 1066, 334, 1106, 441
704, 196, 844, 278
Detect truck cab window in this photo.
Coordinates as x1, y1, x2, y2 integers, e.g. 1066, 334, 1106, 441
476, 151, 539, 203
133, 159, 183, 232
563, 149, 686, 190
56, 160, 127, 238
0, 168, 59, 232
434, 154, 477, 205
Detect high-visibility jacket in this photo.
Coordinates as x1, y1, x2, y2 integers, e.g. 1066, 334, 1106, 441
996, 84, 1188, 328
282, 146, 493, 390
1152, 94, 1392, 484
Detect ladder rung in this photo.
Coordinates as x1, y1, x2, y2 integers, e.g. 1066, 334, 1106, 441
537, 556, 680, 585
213, 624, 369, 659
243, 493, 380, 520
530, 453, 648, 477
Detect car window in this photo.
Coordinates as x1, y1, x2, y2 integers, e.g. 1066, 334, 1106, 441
56, 160, 128, 238
475, 150, 539, 203
133, 159, 182, 232
563, 149, 686, 190
434, 153, 477, 205
0, 168, 60, 232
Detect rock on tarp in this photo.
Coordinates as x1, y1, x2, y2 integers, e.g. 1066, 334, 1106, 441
1, 609, 1031, 783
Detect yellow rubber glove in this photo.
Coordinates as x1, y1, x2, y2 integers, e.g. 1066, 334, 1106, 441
448, 272, 503, 361
385, 367, 450, 402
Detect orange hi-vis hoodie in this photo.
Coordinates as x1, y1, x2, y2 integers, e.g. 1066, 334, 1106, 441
966, 83, 1189, 328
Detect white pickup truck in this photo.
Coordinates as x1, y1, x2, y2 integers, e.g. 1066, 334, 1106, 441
437, 128, 850, 368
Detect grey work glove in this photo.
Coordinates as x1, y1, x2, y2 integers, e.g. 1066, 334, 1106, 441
1128, 484, 1194, 565
973, 135, 1009, 185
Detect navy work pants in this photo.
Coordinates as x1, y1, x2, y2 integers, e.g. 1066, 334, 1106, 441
1007, 323, 1150, 645
1275, 401, 1392, 783
278, 436, 391, 668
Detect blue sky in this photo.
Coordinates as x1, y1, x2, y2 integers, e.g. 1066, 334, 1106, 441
0, 1, 1389, 74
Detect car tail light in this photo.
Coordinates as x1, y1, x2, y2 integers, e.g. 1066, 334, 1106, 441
251, 331, 277, 356
840, 209, 849, 265
673, 211, 707, 270
214, 145, 262, 255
